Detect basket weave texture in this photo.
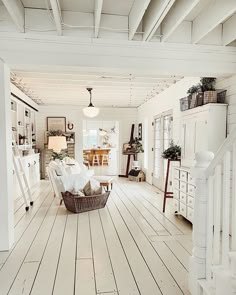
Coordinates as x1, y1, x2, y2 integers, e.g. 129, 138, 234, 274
61, 191, 110, 213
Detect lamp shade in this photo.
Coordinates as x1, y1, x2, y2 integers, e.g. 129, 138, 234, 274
83, 106, 100, 118
48, 136, 67, 153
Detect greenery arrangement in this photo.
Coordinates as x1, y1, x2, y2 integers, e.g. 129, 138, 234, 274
187, 85, 199, 95
51, 151, 68, 161
187, 77, 216, 96
48, 130, 64, 136
200, 77, 216, 92
132, 137, 144, 153
162, 141, 181, 160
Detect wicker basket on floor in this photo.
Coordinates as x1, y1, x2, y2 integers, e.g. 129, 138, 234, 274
61, 191, 110, 213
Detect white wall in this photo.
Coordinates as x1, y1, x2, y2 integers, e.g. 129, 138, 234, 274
216, 75, 236, 134
36, 105, 137, 175
137, 77, 200, 184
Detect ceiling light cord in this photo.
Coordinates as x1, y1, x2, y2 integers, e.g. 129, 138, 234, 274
44, 0, 162, 36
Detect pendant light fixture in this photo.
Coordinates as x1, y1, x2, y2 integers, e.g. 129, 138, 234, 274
83, 88, 100, 118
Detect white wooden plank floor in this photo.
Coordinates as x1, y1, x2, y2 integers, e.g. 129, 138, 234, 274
0, 178, 192, 295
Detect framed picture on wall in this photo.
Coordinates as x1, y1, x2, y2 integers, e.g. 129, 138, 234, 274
138, 123, 142, 140
47, 117, 66, 132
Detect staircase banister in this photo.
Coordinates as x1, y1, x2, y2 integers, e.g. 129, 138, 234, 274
206, 128, 236, 177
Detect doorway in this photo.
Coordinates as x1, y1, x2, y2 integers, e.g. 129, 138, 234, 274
83, 120, 119, 176
152, 111, 173, 190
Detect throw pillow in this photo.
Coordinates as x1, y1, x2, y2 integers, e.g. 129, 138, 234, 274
83, 181, 92, 196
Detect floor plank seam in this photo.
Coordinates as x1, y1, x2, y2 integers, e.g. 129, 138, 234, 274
106, 206, 142, 295
112, 182, 187, 294
98, 209, 119, 295
14, 183, 49, 225
51, 212, 69, 295
1, 188, 52, 269
163, 241, 189, 272
28, 200, 61, 295
114, 181, 174, 235
114, 184, 171, 236
6, 194, 55, 294
88, 211, 98, 295
135, 189, 185, 234
108, 196, 163, 294
73, 214, 79, 295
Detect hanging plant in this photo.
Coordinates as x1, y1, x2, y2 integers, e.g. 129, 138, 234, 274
162, 141, 181, 160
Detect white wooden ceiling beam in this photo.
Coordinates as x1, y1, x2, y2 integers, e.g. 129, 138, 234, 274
128, 0, 151, 40
1, 0, 24, 32
142, 0, 176, 41
192, 0, 236, 44
94, 0, 103, 38
49, 0, 62, 36
223, 14, 236, 46
161, 0, 200, 42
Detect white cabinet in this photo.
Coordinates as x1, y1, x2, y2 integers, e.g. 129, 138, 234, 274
13, 154, 40, 199
174, 104, 227, 223
181, 104, 227, 167
173, 167, 195, 223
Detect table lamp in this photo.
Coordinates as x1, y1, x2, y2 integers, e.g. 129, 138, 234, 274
48, 136, 67, 153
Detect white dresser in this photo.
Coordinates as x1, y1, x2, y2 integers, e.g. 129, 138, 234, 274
173, 103, 227, 223
173, 167, 195, 223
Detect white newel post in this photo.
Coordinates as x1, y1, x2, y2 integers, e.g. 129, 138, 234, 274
0, 59, 14, 250
189, 151, 214, 295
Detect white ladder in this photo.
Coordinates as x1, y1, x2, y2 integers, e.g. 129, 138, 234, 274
12, 135, 33, 211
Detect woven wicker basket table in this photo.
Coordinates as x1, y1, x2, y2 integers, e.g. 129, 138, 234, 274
61, 191, 110, 213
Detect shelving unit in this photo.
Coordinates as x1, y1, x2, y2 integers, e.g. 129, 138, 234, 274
11, 95, 37, 152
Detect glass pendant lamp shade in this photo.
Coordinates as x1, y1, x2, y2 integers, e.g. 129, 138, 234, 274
83, 88, 100, 118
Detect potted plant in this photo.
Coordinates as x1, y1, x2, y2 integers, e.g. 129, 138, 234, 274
187, 83, 204, 108
200, 77, 217, 104
162, 141, 181, 160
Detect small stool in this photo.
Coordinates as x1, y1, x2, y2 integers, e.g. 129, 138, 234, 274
92, 154, 100, 166
93, 176, 113, 191
102, 154, 109, 166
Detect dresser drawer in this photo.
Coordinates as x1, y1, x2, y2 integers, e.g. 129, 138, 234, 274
179, 203, 187, 217
180, 181, 187, 193
173, 189, 180, 199
173, 199, 179, 212
188, 174, 195, 185
187, 195, 194, 209
188, 184, 195, 197
180, 192, 187, 204
187, 207, 194, 223
174, 179, 180, 190
180, 171, 188, 182
174, 169, 180, 179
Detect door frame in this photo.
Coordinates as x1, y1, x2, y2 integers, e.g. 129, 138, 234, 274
152, 110, 173, 191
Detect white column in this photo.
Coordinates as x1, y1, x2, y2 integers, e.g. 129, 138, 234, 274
0, 59, 14, 250
188, 151, 214, 295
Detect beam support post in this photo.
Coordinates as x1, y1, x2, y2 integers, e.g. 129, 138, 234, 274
0, 59, 14, 251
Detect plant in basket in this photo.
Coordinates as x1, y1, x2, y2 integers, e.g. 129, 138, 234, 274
162, 141, 181, 160
200, 77, 217, 104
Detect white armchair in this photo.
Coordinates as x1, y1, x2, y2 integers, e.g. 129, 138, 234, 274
47, 160, 94, 204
